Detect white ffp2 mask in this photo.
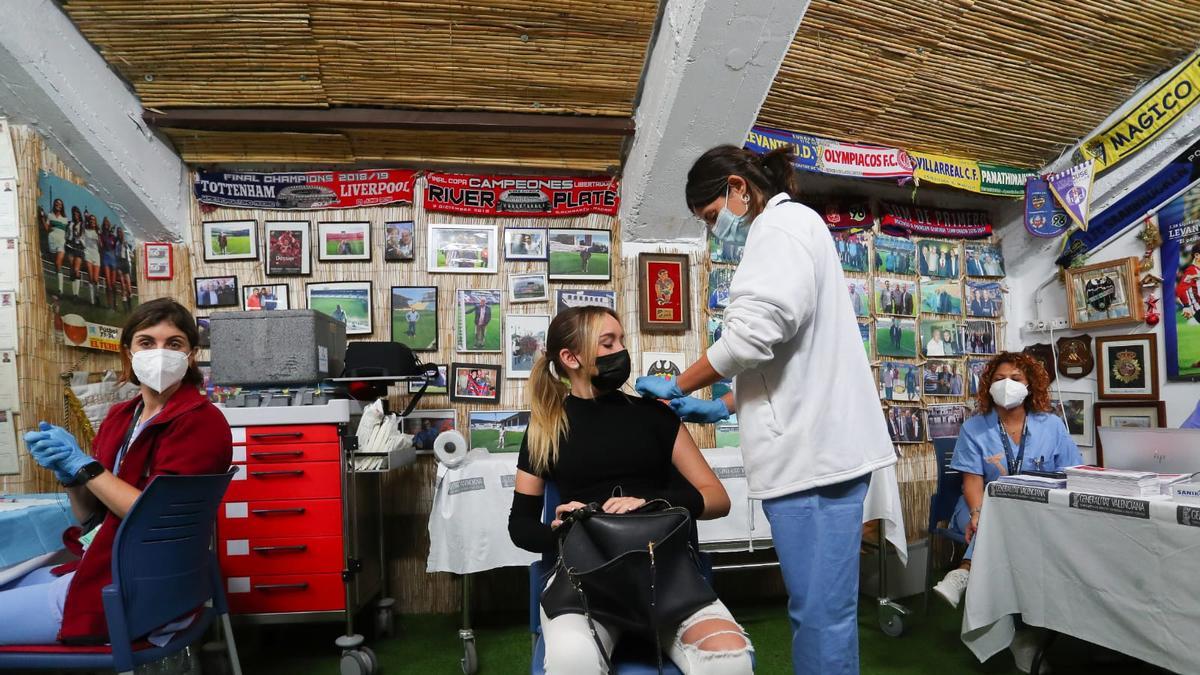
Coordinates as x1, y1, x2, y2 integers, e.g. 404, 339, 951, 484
132, 349, 190, 393
989, 378, 1028, 410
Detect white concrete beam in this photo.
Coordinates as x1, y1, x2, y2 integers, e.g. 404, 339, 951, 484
620, 0, 810, 242
0, 0, 190, 242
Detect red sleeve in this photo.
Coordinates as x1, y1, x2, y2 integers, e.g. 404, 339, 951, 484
151, 403, 233, 477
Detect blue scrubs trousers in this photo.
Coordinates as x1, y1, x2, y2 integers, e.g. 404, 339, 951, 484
762, 474, 870, 675
947, 496, 976, 560
0, 565, 72, 645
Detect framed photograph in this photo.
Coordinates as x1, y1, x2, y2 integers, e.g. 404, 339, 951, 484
966, 358, 989, 396
917, 240, 961, 278
317, 221, 371, 262
922, 319, 962, 356
384, 221, 415, 262
202, 220, 258, 262
873, 277, 917, 316
924, 359, 966, 397
874, 235, 917, 276
920, 279, 963, 315
707, 315, 724, 347
456, 289, 502, 352
1049, 391, 1095, 447
143, 242, 173, 280
194, 275, 239, 309
506, 314, 550, 379
469, 411, 530, 453
965, 242, 1006, 277
509, 272, 549, 304
242, 283, 290, 311
402, 409, 458, 451
876, 317, 917, 358
428, 224, 498, 273
407, 365, 448, 395
878, 361, 921, 402
555, 288, 616, 315
709, 227, 746, 266
966, 280, 1003, 318
927, 404, 967, 439
1064, 256, 1143, 329
963, 320, 997, 355
264, 220, 311, 275
549, 228, 612, 281
306, 281, 373, 335
709, 267, 736, 312
858, 321, 872, 359
1094, 400, 1166, 465
504, 227, 548, 261
638, 252, 690, 333
390, 286, 438, 351
450, 363, 502, 403
885, 405, 925, 444
1096, 333, 1159, 399
846, 278, 870, 317
833, 230, 870, 274
196, 315, 211, 348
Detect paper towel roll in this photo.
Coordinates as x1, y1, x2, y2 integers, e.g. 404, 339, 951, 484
433, 430, 469, 468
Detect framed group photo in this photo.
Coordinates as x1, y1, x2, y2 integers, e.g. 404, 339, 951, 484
449, 363, 502, 403
1096, 333, 1159, 399
384, 221, 415, 262
194, 275, 239, 309
242, 283, 290, 311
964, 242, 1006, 277
264, 220, 311, 275
202, 220, 258, 262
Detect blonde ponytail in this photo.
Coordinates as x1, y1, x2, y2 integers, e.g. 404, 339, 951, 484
527, 354, 570, 475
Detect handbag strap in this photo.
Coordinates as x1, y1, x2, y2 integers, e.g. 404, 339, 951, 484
565, 564, 614, 673
649, 540, 663, 674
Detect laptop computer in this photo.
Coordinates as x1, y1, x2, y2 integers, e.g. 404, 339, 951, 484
1098, 427, 1200, 473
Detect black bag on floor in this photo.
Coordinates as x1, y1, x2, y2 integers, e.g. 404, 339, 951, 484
540, 500, 717, 672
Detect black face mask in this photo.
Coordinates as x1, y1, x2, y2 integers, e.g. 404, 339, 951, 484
591, 349, 631, 392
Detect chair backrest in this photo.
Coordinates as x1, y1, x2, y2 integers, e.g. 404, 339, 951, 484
928, 438, 963, 532
110, 469, 235, 640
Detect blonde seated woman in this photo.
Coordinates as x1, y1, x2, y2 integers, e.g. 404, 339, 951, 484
508, 306, 753, 674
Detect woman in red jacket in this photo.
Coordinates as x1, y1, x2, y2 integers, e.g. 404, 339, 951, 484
4, 298, 232, 645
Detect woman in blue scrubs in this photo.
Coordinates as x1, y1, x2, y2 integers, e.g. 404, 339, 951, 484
934, 351, 1082, 611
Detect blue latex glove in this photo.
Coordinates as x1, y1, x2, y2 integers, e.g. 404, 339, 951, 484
23, 422, 90, 483
669, 396, 731, 424
634, 376, 683, 401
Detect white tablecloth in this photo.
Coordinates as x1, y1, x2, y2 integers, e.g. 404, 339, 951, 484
962, 484, 1200, 673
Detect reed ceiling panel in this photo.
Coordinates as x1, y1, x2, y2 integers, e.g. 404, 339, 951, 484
758, 0, 1200, 167
61, 0, 659, 116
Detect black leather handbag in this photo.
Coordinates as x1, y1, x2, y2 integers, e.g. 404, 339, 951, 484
541, 500, 717, 672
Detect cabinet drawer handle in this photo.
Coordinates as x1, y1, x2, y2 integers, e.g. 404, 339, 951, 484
250, 507, 307, 516
250, 451, 305, 459
252, 545, 308, 554
254, 583, 309, 592
250, 432, 305, 440
249, 470, 305, 478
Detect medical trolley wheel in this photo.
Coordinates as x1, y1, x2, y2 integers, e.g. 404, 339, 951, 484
339, 649, 375, 675
459, 629, 478, 674
878, 605, 906, 637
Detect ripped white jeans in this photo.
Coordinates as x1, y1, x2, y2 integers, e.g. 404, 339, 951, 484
539, 594, 754, 675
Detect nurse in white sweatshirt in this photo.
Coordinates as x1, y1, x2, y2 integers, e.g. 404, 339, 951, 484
636, 145, 896, 675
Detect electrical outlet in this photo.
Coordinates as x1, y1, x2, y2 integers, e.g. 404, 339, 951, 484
1050, 318, 1069, 330
1024, 320, 1039, 332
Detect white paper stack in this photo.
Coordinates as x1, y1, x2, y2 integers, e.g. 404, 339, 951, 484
1065, 465, 1160, 498
996, 474, 1067, 490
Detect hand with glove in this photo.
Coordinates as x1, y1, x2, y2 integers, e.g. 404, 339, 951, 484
669, 396, 731, 424
634, 376, 684, 401
23, 422, 93, 484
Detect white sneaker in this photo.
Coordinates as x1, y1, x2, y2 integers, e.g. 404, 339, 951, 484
932, 568, 970, 608
1009, 628, 1052, 674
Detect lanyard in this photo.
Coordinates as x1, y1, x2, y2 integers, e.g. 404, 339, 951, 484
997, 416, 1028, 476
114, 401, 145, 475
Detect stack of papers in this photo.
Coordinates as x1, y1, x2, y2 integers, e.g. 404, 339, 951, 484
996, 474, 1067, 490
1158, 473, 1194, 496
1065, 465, 1159, 498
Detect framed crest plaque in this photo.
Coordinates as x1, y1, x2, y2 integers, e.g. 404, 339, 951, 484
1063, 257, 1143, 330
638, 253, 691, 334
1023, 343, 1056, 383
1095, 333, 1159, 400
1056, 334, 1094, 378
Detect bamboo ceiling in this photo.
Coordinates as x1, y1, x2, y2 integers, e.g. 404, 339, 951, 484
759, 0, 1200, 168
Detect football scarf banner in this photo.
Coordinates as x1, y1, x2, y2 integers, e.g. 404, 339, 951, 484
1047, 160, 1096, 231
745, 126, 821, 173
818, 140, 913, 179
980, 162, 1038, 198
1080, 50, 1200, 173
911, 151, 981, 192
195, 169, 416, 210
880, 202, 993, 239
424, 173, 619, 217
1157, 178, 1200, 381
1024, 176, 1071, 238
821, 201, 873, 231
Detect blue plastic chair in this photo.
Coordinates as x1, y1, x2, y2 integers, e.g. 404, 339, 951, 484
924, 438, 967, 613
530, 482, 718, 675
0, 469, 242, 675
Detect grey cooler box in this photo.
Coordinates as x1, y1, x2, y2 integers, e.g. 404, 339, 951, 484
209, 310, 346, 386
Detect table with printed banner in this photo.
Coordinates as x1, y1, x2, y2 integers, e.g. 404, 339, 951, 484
0, 493, 75, 585
962, 482, 1200, 673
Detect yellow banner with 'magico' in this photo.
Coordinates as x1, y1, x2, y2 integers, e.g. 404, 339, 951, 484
1080, 51, 1200, 173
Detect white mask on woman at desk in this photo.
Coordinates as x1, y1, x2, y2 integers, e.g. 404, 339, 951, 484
989, 378, 1028, 410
